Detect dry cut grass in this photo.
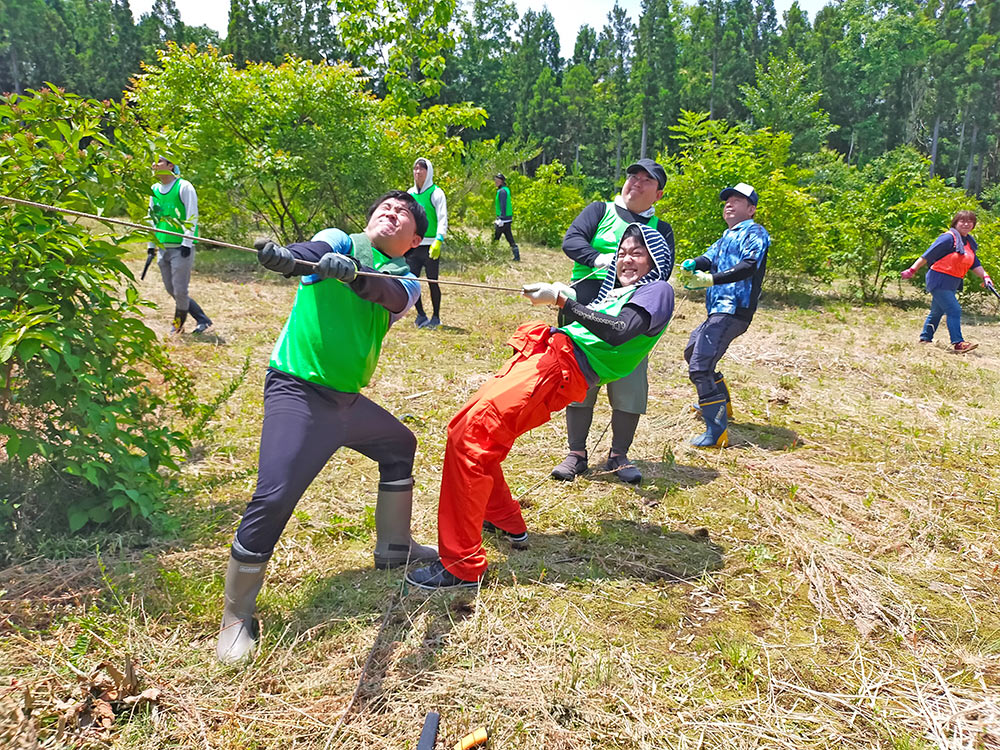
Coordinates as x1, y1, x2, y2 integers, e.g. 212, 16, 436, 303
2, 238, 1000, 749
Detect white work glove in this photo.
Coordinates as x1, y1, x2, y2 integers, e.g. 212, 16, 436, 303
593, 253, 615, 269
522, 282, 577, 306
684, 270, 714, 290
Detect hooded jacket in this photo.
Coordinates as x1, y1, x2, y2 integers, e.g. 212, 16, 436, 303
408, 158, 448, 248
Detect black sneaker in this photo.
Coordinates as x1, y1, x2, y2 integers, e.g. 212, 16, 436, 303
482, 521, 529, 550
606, 453, 642, 485
192, 320, 213, 334
414, 313, 429, 328
405, 560, 482, 590
551, 452, 587, 481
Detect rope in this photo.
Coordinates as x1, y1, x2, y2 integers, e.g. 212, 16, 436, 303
0, 193, 525, 294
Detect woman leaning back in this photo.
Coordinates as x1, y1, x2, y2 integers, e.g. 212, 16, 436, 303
902, 210, 995, 353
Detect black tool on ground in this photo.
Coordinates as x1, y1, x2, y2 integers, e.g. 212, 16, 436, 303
989, 285, 1000, 302
417, 711, 441, 750
140, 249, 155, 281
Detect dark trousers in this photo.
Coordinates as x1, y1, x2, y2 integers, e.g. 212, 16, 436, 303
493, 221, 518, 249
684, 313, 750, 399
404, 245, 441, 317
233, 369, 416, 561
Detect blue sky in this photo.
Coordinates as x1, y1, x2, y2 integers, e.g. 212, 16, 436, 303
132, 0, 832, 58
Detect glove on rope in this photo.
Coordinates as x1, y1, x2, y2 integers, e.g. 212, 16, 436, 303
316, 252, 360, 282
522, 282, 576, 306
256, 240, 297, 275
684, 270, 714, 290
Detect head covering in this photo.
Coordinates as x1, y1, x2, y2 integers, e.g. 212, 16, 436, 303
625, 159, 667, 190
494, 173, 506, 183
590, 223, 674, 307
413, 157, 434, 192
719, 182, 758, 205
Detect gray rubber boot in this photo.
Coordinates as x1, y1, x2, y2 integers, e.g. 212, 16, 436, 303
216, 554, 268, 664
373, 480, 438, 569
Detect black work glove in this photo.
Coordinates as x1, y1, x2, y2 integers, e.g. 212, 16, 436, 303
256, 240, 297, 275
316, 252, 360, 282
146, 244, 156, 256
180, 245, 192, 258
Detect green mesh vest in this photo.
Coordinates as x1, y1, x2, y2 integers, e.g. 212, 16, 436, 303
495, 186, 512, 219
410, 184, 438, 238
558, 289, 666, 385
571, 202, 660, 281
269, 234, 409, 393
150, 180, 195, 246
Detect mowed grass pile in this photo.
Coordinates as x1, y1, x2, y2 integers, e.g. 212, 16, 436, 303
2, 239, 999, 749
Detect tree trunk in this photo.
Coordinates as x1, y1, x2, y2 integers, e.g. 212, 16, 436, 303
974, 147, 984, 196
575, 143, 580, 173
615, 129, 622, 180
953, 119, 965, 183
929, 115, 940, 178
709, 49, 717, 119
847, 129, 855, 165
640, 117, 648, 159
9, 43, 21, 94
963, 124, 977, 193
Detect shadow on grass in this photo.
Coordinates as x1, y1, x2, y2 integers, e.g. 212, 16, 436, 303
490, 519, 724, 585
278, 566, 476, 711
730, 422, 799, 451
583, 461, 720, 504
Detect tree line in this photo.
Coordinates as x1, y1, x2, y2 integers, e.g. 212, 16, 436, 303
1, 0, 997, 195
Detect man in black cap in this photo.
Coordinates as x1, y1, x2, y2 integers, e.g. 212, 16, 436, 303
492, 173, 519, 261
680, 182, 770, 448
550, 158, 675, 485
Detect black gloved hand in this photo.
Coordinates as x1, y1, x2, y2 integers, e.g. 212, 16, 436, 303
316, 252, 360, 282
180, 245, 192, 258
257, 241, 297, 275
146, 244, 156, 256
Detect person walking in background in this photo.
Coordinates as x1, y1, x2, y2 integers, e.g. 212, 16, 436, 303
681, 182, 769, 449
902, 210, 994, 353
492, 173, 519, 262
148, 155, 212, 334
550, 159, 674, 485
406, 157, 448, 329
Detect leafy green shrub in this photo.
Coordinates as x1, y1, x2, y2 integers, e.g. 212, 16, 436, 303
659, 111, 831, 289
506, 161, 587, 247
130, 44, 487, 245
0, 87, 195, 538
825, 147, 976, 301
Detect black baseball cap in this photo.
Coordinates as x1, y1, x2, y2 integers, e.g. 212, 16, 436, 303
625, 159, 667, 190
719, 182, 759, 205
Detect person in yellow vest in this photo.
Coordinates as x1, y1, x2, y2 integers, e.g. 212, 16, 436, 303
406, 157, 448, 328
147, 156, 212, 334
902, 210, 994, 353
550, 159, 674, 485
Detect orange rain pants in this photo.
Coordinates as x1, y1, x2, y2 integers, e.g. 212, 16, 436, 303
437, 321, 590, 582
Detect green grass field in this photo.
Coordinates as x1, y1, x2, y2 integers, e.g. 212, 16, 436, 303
3, 238, 1000, 749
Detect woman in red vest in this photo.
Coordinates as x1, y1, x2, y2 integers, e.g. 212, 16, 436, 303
902, 210, 994, 353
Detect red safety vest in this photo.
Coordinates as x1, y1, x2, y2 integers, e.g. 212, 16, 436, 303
930, 228, 975, 278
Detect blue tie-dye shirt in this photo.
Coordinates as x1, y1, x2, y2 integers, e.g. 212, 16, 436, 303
702, 220, 770, 317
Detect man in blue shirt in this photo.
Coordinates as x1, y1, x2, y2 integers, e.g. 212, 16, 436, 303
681, 183, 770, 448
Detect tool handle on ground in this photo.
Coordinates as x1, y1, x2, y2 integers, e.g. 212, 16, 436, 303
453, 727, 488, 750
990, 285, 1000, 301
417, 712, 440, 750
140, 252, 155, 281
